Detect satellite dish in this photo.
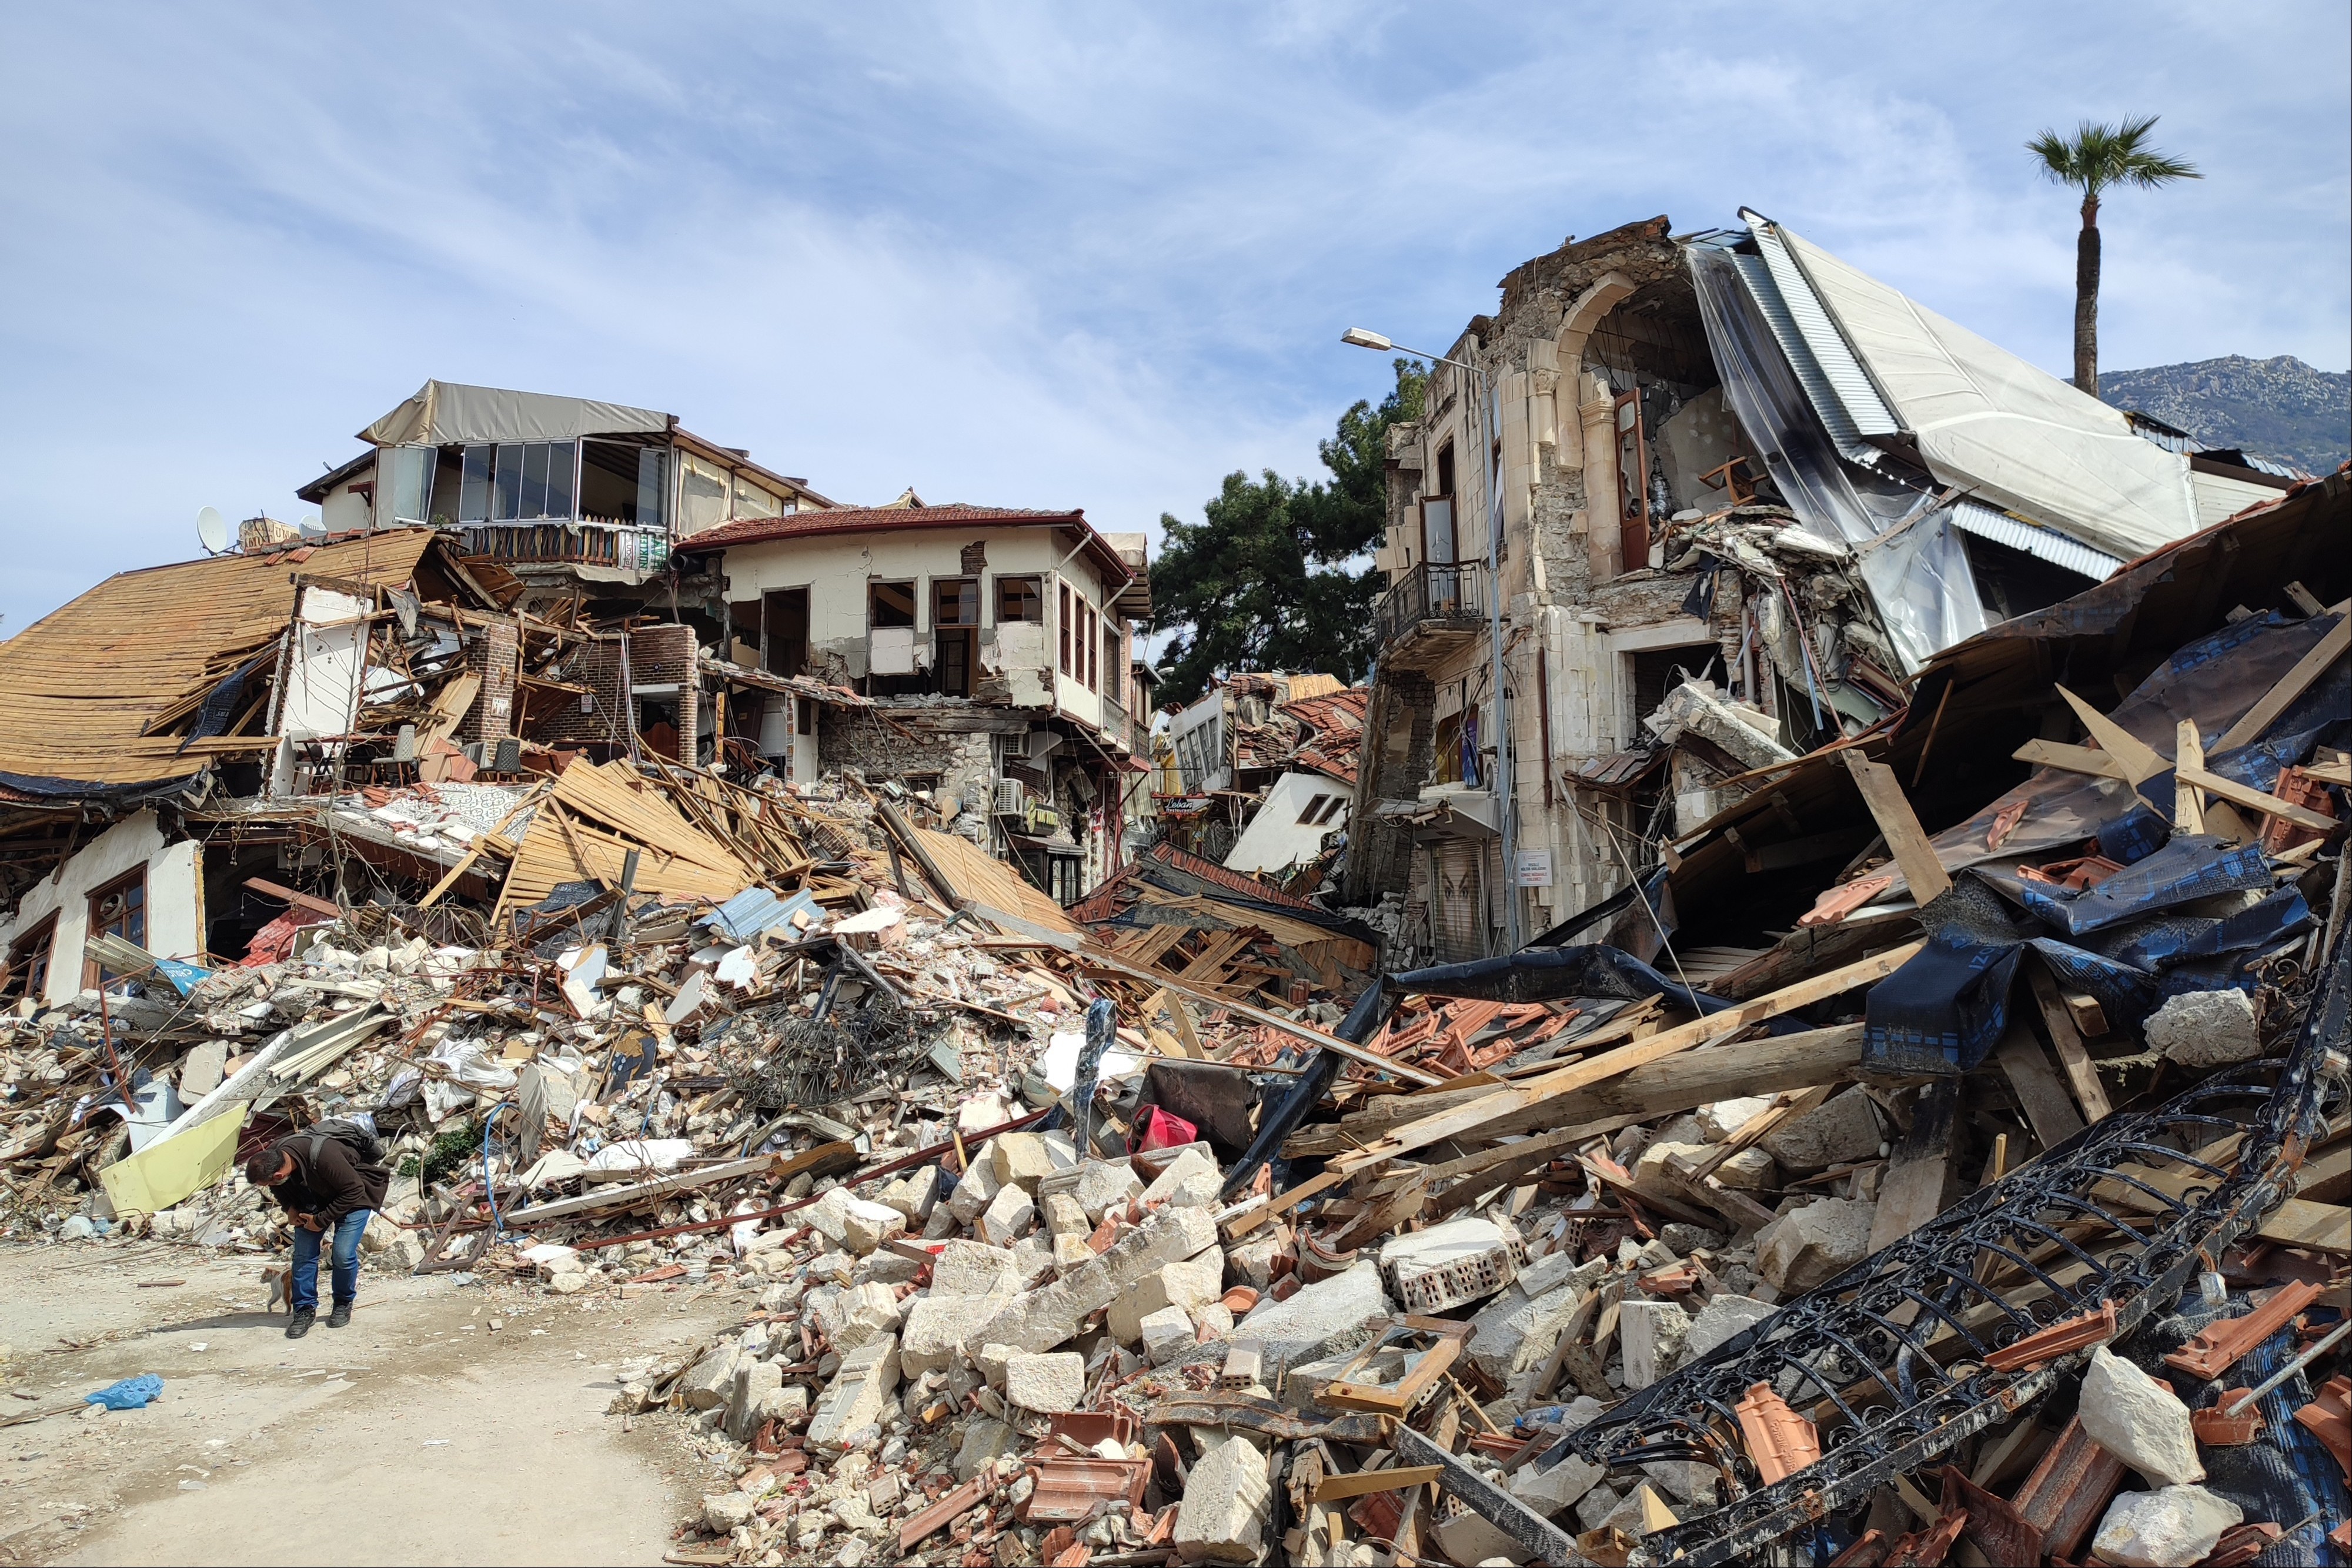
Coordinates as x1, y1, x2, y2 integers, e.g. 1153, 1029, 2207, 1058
298, 512, 325, 536
195, 506, 230, 554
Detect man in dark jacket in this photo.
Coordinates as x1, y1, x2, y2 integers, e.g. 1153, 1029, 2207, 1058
245, 1129, 390, 1338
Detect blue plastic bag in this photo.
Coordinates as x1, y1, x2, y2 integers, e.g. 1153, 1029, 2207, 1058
84, 1374, 163, 1410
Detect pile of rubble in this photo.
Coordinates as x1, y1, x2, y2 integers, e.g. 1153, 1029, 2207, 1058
4, 476, 2350, 1568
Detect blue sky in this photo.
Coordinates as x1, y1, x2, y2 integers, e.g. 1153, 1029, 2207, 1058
2, 1, 2344, 636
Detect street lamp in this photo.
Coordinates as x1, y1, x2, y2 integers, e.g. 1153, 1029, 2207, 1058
1342, 327, 1522, 952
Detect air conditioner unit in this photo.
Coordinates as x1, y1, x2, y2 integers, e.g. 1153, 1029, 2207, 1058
1023, 803, 1061, 834
993, 780, 1025, 817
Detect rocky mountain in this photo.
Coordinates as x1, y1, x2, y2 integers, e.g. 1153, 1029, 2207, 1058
2100, 355, 2350, 475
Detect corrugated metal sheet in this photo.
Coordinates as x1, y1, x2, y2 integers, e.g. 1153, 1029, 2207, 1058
1946, 500, 2122, 582
1740, 219, 1899, 462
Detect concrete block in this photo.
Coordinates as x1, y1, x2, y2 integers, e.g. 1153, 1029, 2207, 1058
1631, 1141, 1708, 1205
1004, 1350, 1085, 1413
899, 1293, 1003, 1376
1140, 1144, 1222, 1208
1234, 1259, 1391, 1372
805, 1333, 901, 1452
1074, 1158, 1143, 1223
2146, 989, 2260, 1069
1695, 1095, 1773, 1141
839, 1196, 906, 1256
977, 1183, 1037, 1246
680, 1343, 740, 1410
1041, 1191, 1090, 1238
930, 1239, 1021, 1299
1140, 1305, 1196, 1366
990, 1131, 1056, 1191
1511, 1453, 1605, 1518
1432, 1503, 1528, 1566
2080, 1346, 2204, 1486
1680, 1293, 1776, 1365
726, 1357, 784, 1442
1379, 1215, 1519, 1313
803, 1186, 856, 1249
1173, 1432, 1271, 1564
1620, 1299, 1691, 1389
829, 1282, 905, 1354
1758, 1087, 1882, 1174
952, 1416, 1020, 1481
1755, 1198, 1876, 1296
877, 1165, 938, 1223
1465, 1278, 1587, 1388
1108, 1252, 1227, 1345
2091, 1485, 2243, 1568
971, 1203, 1220, 1355
1715, 1146, 1779, 1190
946, 1155, 1003, 1225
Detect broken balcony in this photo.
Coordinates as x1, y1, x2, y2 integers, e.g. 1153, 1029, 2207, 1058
1375, 559, 1486, 673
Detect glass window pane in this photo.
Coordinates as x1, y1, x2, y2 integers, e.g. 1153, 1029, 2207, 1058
544, 442, 575, 519
460, 446, 492, 521
522, 443, 552, 519
493, 444, 524, 520
677, 456, 727, 536
636, 449, 669, 530
385, 445, 434, 524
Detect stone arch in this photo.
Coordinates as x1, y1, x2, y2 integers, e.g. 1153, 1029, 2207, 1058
1544, 270, 1637, 468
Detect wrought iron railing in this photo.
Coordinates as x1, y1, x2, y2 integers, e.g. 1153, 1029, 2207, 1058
1374, 559, 1485, 649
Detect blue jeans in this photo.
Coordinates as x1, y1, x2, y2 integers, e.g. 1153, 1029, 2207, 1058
290, 1210, 370, 1312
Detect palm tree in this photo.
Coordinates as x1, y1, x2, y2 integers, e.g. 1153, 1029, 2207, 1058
2026, 116, 2200, 397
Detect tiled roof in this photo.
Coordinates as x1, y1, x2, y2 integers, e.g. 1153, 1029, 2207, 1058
678, 504, 1134, 587
683, 505, 1078, 550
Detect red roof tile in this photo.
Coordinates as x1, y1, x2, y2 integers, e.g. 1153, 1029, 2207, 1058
678, 504, 1134, 586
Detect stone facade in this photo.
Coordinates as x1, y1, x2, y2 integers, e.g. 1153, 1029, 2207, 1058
1349, 215, 1770, 952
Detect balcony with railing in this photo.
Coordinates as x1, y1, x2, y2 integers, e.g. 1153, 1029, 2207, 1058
1098, 696, 1133, 755
1374, 560, 1486, 671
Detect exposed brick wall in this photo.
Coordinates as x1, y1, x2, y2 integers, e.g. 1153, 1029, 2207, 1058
532, 634, 632, 748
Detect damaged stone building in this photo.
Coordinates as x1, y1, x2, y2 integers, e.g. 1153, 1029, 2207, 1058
1347, 212, 2310, 965
677, 504, 1154, 903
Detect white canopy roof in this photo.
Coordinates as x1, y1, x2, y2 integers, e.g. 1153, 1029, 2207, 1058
362, 380, 673, 447
1763, 221, 2201, 564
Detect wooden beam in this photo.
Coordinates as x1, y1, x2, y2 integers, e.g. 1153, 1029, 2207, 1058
2014, 737, 2129, 781
1867, 1078, 1960, 1252
1992, 1022, 2085, 1152
1080, 948, 1444, 1088
2173, 722, 2207, 835
2053, 687, 2167, 784
2215, 610, 2351, 751
1241, 946, 1920, 1232
1842, 753, 1951, 902
2176, 765, 2339, 833
2024, 961, 2112, 1122
242, 876, 342, 921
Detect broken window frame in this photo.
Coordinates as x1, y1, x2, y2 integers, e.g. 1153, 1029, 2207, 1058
577, 440, 668, 531
998, 574, 1043, 623
1615, 388, 1650, 576
2, 912, 57, 1002
83, 866, 146, 989
868, 580, 917, 630
934, 577, 979, 698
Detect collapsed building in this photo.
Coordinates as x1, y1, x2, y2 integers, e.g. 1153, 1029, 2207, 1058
1158, 672, 1367, 889
1346, 213, 2312, 968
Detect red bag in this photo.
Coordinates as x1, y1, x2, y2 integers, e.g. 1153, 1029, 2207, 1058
1132, 1105, 1198, 1153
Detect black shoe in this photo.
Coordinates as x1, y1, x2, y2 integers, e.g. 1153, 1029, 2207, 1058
326, 1303, 352, 1329
286, 1309, 316, 1339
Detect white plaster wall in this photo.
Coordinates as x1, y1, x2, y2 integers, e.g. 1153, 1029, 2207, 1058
714, 527, 1118, 698
1225, 771, 1350, 874
0, 811, 205, 1005
318, 458, 376, 533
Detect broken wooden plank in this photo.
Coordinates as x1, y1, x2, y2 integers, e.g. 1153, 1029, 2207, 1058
2215, 610, 2351, 751
1842, 752, 1952, 902
1992, 1022, 2085, 1152
2024, 959, 2113, 1122
2174, 721, 2207, 835
2054, 686, 2169, 784
1244, 950, 1920, 1232
2176, 765, 2339, 833
1867, 1079, 1960, 1252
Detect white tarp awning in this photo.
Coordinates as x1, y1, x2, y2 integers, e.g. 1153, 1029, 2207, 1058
362, 380, 672, 447
1768, 225, 2201, 563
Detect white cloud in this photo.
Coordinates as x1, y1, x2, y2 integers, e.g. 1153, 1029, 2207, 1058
0, 1, 2341, 636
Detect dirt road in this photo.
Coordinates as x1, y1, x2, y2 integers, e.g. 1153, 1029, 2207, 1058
0, 1239, 743, 1566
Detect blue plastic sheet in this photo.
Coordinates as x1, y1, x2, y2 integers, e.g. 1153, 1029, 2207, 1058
2011, 834, 2273, 938
85, 1374, 163, 1410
